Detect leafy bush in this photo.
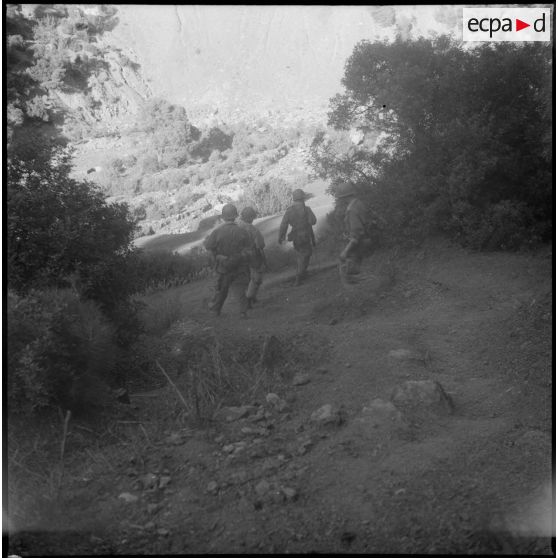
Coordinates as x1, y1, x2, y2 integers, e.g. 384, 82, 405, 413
312, 37, 552, 250
7, 289, 118, 415
130, 248, 213, 294
238, 177, 293, 217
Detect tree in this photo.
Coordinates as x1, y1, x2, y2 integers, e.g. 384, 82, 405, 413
311, 36, 553, 249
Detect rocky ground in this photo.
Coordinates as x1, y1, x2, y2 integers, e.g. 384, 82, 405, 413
7, 239, 554, 555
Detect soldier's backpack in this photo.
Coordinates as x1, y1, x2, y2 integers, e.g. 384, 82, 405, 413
287, 205, 316, 246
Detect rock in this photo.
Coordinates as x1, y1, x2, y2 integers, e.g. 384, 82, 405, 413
316, 367, 328, 374
265, 393, 288, 412
329, 318, 338, 326
310, 404, 343, 426
255, 480, 270, 497
292, 373, 311, 386
281, 487, 298, 501
266, 393, 280, 405
156, 528, 170, 537
241, 426, 267, 437
158, 475, 172, 489
165, 432, 184, 445
297, 438, 313, 455
214, 405, 256, 422
147, 503, 160, 514
144, 521, 156, 530
139, 473, 158, 490
207, 481, 219, 494
388, 348, 415, 360
118, 492, 139, 504
357, 399, 406, 430
391, 380, 454, 414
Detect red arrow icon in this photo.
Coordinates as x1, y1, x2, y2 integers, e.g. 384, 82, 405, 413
516, 18, 530, 31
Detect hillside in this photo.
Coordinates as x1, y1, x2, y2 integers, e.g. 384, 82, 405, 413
8, 240, 553, 555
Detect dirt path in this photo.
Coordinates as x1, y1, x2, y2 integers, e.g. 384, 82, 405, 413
9, 240, 553, 555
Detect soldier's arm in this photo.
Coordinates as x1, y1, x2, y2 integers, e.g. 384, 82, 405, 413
278, 210, 290, 243
348, 211, 366, 241
306, 206, 317, 226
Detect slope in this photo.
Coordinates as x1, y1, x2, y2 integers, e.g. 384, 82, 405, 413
8, 239, 553, 555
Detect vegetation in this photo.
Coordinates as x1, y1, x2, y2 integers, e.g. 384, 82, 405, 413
310, 37, 553, 250
7, 5, 141, 415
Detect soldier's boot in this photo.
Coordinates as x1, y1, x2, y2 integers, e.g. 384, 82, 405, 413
339, 261, 359, 285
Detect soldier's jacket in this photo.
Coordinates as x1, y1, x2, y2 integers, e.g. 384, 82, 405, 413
278, 202, 317, 244
344, 198, 369, 241
204, 222, 251, 273
238, 221, 266, 270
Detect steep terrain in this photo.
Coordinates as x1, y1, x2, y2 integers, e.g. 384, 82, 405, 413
8, 240, 553, 555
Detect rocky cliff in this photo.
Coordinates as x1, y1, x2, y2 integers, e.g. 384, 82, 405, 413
103, 5, 461, 126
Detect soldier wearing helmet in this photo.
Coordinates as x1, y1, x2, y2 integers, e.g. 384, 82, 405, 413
203, 204, 252, 317
238, 206, 267, 308
278, 189, 317, 286
336, 183, 371, 284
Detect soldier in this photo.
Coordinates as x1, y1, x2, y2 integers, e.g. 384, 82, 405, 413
203, 204, 251, 317
336, 183, 371, 284
278, 189, 317, 286
238, 206, 267, 308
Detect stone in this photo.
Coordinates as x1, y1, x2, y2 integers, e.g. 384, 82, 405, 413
165, 432, 184, 445
388, 348, 415, 360
255, 480, 270, 497
391, 380, 454, 414
207, 481, 219, 494
214, 405, 256, 422
147, 503, 160, 514
140, 473, 158, 490
158, 475, 172, 489
266, 393, 280, 405
316, 367, 328, 374
156, 528, 170, 537
358, 399, 405, 429
292, 373, 311, 386
281, 487, 298, 501
144, 521, 156, 530
310, 404, 343, 426
118, 492, 139, 504
265, 393, 288, 412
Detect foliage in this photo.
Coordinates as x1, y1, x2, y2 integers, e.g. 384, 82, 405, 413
129, 248, 213, 294
7, 146, 138, 308
238, 177, 293, 216
7, 289, 118, 415
189, 127, 234, 162
311, 36, 553, 249
137, 98, 201, 167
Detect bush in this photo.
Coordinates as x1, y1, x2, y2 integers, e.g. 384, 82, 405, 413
314, 37, 552, 250
238, 177, 293, 217
7, 289, 118, 415
130, 248, 213, 294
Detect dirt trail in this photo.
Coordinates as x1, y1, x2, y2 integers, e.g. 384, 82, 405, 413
8, 239, 553, 555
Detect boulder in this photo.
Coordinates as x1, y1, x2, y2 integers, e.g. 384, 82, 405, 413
391, 380, 453, 414
310, 404, 343, 426
292, 373, 311, 386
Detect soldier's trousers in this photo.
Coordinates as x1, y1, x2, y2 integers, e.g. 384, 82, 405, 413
210, 268, 250, 315
293, 239, 313, 280
339, 239, 365, 280
246, 268, 264, 300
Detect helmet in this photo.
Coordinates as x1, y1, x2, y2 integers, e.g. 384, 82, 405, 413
335, 183, 357, 198
292, 189, 307, 201
221, 203, 238, 221
240, 206, 257, 222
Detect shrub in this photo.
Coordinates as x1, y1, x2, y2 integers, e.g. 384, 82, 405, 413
238, 177, 293, 217
7, 289, 118, 415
